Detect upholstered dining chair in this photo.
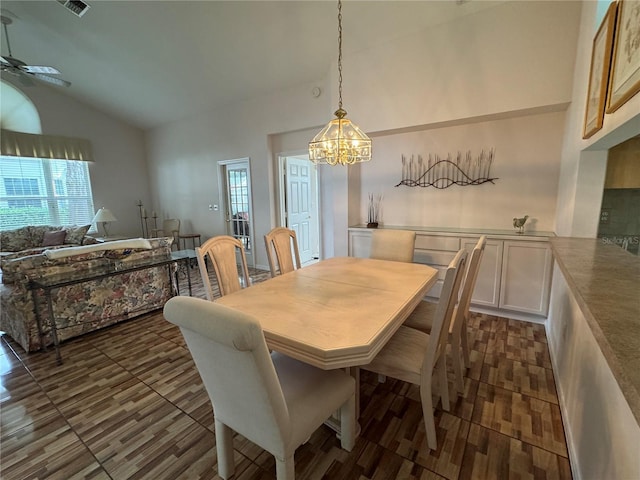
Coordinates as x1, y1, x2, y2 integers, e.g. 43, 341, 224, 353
264, 227, 302, 277
362, 249, 467, 451
196, 235, 251, 300
403, 236, 487, 395
369, 229, 416, 263
163, 296, 356, 480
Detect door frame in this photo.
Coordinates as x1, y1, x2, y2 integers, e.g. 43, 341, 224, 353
217, 157, 255, 267
277, 151, 321, 263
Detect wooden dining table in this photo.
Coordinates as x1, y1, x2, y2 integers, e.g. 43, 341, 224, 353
217, 256, 438, 369
216, 256, 438, 431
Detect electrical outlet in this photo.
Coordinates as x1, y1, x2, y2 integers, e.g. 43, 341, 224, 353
213, 204, 219, 211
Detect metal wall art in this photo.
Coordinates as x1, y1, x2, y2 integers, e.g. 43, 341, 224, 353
396, 149, 497, 189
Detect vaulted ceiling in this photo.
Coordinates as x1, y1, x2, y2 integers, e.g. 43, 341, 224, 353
1, 1, 504, 130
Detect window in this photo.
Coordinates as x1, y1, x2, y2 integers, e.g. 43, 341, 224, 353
0, 156, 95, 230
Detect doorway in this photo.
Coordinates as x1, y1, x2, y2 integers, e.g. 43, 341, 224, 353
218, 158, 254, 266
278, 154, 320, 264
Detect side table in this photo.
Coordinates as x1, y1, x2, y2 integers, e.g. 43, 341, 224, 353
179, 233, 201, 250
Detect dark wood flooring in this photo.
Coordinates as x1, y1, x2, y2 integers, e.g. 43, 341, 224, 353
0, 265, 572, 479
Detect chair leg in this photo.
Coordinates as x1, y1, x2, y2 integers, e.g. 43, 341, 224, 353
339, 393, 356, 451
461, 316, 471, 369
437, 359, 450, 411
420, 379, 438, 451
451, 334, 465, 396
275, 454, 295, 480
215, 419, 234, 480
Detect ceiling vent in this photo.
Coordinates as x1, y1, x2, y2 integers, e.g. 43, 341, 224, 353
56, 0, 90, 18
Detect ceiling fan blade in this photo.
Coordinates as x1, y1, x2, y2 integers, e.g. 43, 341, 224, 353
23, 65, 61, 75
31, 72, 71, 87
0, 56, 10, 66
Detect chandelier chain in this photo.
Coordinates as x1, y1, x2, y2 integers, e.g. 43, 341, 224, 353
337, 0, 343, 111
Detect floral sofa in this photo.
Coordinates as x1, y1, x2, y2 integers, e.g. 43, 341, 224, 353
0, 236, 175, 353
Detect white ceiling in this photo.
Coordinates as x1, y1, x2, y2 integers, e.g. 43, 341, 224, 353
0, 0, 504, 130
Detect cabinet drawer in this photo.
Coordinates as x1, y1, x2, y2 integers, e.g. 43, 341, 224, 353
415, 235, 460, 251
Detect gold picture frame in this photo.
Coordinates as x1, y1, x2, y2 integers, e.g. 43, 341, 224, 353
607, 0, 640, 113
583, 2, 617, 139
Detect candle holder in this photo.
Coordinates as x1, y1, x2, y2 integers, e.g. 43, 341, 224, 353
136, 200, 146, 237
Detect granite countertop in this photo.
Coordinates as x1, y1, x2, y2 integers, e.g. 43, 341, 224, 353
550, 237, 640, 423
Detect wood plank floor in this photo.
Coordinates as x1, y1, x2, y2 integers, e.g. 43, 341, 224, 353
0, 265, 572, 479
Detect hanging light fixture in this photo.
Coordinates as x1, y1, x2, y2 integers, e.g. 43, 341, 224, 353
309, 0, 371, 166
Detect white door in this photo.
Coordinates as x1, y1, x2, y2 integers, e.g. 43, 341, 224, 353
281, 156, 319, 264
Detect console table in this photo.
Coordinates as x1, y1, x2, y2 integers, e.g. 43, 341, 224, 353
29, 250, 195, 364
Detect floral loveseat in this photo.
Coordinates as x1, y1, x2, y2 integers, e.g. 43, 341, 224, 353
0, 236, 175, 353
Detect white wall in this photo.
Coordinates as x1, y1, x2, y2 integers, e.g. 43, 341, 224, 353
344, 1, 580, 134
146, 80, 331, 268
352, 111, 565, 231
2, 78, 150, 237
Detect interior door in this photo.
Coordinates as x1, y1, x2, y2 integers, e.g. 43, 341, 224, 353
282, 156, 319, 264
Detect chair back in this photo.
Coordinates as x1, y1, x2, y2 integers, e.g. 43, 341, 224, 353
163, 218, 180, 248
196, 235, 251, 299
264, 227, 302, 277
164, 296, 289, 452
370, 229, 416, 263
458, 236, 487, 318
422, 249, 467, 376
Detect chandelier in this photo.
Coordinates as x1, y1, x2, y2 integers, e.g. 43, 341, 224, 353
309, 0, 371, 166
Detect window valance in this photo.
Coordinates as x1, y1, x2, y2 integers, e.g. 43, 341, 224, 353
1, 129, 94, 162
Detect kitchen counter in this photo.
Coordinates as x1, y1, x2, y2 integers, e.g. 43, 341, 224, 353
550, 237, 640, 423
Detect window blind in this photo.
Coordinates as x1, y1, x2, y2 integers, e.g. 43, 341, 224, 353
1, 129, 94, 162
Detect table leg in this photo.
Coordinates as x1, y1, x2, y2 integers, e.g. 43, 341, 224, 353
186, 260, 193, 296
31, 289, 47, 352
44, 290, 63, 365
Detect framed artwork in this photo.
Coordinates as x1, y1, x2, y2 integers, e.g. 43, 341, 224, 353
606, 0, 640, 113
583, 2, 617, 139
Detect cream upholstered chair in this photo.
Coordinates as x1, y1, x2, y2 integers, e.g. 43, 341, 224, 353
163, 296, 356, 480
369, 229, 416, 263
264, 227, 302, 277
196, 235, 251, 300
404, 236, 486, 394
153, 218, 181, 249
362, 249, 467, 451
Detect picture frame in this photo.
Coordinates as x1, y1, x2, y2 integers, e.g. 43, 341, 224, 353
583, 2, 617, 139
606, 0, 640, 113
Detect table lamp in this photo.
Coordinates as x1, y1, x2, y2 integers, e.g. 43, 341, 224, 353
92, 207, 117, 237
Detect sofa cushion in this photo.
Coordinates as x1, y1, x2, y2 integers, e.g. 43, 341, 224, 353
42, 230, 67, 247
64, 225, 91, 245
0, 226, 34, 252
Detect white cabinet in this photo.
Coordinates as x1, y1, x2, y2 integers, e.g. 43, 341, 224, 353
348, 228, 553, 320
499, 241, 553, 316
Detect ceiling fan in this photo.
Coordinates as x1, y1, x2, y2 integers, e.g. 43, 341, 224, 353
1, 15, 71, 87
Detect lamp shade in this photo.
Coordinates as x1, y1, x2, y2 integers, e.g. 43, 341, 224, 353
92, 207, 117, 224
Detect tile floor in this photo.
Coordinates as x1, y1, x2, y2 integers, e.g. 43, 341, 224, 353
0, 266, 572, 479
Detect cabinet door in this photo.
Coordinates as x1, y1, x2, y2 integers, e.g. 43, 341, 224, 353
348, 230, 372, 258
462, 238, 503, 308
499, 241, 552, 316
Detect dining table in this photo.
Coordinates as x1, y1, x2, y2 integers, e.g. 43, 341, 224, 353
215, 256, 439, 428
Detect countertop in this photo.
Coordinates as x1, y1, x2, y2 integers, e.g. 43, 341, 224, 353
349, 224, 555, 240
550, 237, 640, 423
